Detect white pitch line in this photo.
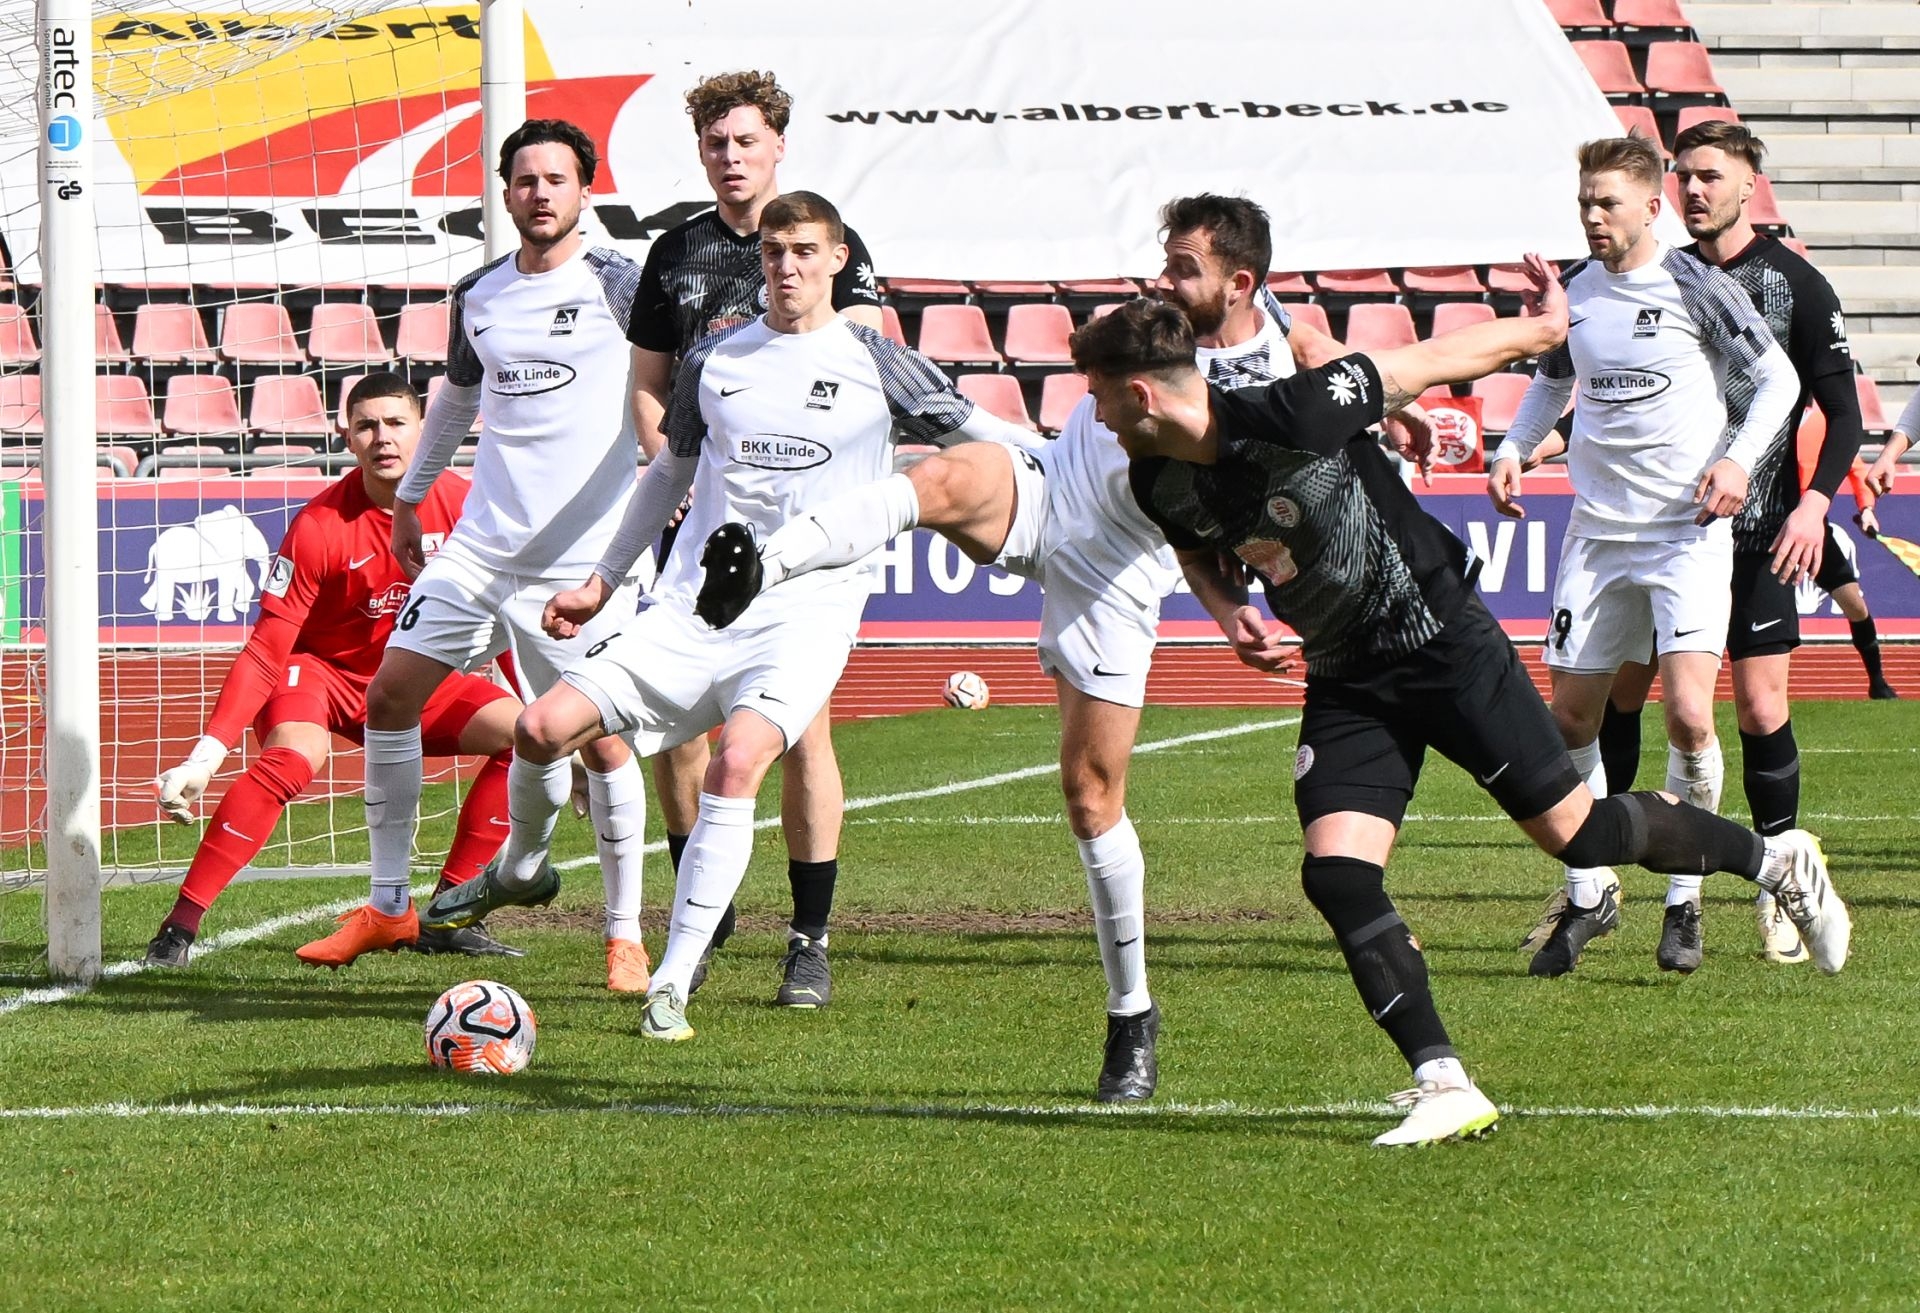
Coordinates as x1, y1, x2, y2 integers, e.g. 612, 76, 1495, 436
851, 810, 1920, 827
4, 715, 1299, 1015
1, 1097, 1915, 1123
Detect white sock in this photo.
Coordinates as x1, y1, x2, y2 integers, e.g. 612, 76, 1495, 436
1413, 1056, 1469, 1090
1665, 740, 1722, 905
1079, 813, 1151, 1015
588, 759, 646, 941
1756, 836, 1789, 892
364, 726, 422, 912
1563, 738, 1616, 909
499, 754, 571, 888
653, 792, 757, 995
1665, 740, 1724, 812
759, 474, 920, 586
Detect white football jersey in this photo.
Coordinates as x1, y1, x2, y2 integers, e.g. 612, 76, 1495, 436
438, 244, 643, 577
1044, 298, 1296, 605
660, 316, 975, 628
1548, 244, 1779, 542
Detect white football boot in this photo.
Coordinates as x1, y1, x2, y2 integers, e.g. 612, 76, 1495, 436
1372, 1081, 1500, 1147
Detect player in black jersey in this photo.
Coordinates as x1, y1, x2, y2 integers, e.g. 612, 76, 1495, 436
1069, 288, 1853, 1146
1574, 121, 1866, 967
626, 71, 885, 1006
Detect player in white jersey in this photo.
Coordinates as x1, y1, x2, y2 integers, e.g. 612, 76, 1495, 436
691, 195, 1436, 1098
1866, 370, 1920, 495
305, 121, 655, 990
1488, 135, 1799, 977
426, 191, 1034, 1041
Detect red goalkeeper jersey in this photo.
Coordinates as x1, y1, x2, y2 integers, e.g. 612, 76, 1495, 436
203, 470, 467, 747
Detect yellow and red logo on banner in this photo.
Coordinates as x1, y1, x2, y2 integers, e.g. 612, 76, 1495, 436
100, 8, 648, 197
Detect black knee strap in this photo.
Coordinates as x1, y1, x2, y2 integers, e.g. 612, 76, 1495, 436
1300, 855, 1397, 947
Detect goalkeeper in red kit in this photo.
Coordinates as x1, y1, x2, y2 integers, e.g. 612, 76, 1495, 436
145, 374, 525, 968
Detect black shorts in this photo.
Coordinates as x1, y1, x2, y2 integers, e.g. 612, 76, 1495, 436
1293, 597, 1581, 828
1813, 521, 1860, 596
1728, 549, 1799, 660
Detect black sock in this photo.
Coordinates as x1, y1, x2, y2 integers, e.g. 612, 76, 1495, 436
1556, 791, 1766, 880
1599, 701, 1643, 796
1739, 722, 1800, 836
1850, 616, 1888, 685
788, 858, 838, 940
1300, 856, 1454, 1068
666, 831, 689, 872
432, 873, 456, 900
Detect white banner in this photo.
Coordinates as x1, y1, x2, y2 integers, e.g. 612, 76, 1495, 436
0, 0, 1644, 286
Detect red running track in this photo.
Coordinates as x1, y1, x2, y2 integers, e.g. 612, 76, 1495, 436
3, 643, 1915, 843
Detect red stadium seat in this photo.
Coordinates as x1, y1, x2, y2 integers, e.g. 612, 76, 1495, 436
1038, 372, 1089, 433
1058, 278, 1139, 298
1613, 0, 1692, 31
96, 375, 163, 438
918, 305, 1002, 366
1281, 302, 1333, 341
955, 373, 1035, 430
1472, 373, 1535, 434
1002, 303, 1075, 366
0, 303, 41, 368
1858, 375, 1891, 433
972, 280, 1056, 298
334, 373, 367, 434
1343, 304, 1418, 352
95, 303, 132, 366
1547, 0, 1613, 31
131, 302, 218, 365
1748, 175, 1788, 231
1088, 303, 1126, 321
1612, 105, 1670, 157
250, 442, 326, 460
308, 302, 390, 367
879, 304, 907, 347
249, 374, 332, 438
1401, 267, 1487, 296
99, 444, 139, 478
0, 374, 43, 435
1573, 41, 1645, 98
1675, 106, 1741, 139
1265, 272, 1314, 297
218, 302, 303, 366
884, 277, 970, 301
1646, 43, 1724, 97
162, 374, 244, 437
1432, 302, 1497, 336
1314, 269, 1399, 296
395, 301, 450, 366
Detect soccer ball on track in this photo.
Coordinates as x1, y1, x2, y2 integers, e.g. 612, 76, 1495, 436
424, 979, 537, 1074
942, 671, 991, 710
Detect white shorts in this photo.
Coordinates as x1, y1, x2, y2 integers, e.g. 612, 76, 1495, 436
560, 599, 857, 756
386, 538, 650, 697
1544, 533, 1733, 673
988, 445, 1161, 706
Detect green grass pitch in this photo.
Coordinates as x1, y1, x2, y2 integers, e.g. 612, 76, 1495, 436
2, 700, 1917, 1311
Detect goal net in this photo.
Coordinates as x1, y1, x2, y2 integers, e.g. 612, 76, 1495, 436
0, 4, 526, 958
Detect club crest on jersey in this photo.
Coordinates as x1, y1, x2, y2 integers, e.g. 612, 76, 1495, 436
492, 360, 577, 396
736, 433, 832, 470
1264, 496, 1301, 529
806, 380, 840, 411
263, 554, 294, 598
549, 306, 579, 336
1293, 744, 1314, 781
1633, 308, 1662, 338
755, 284, 770, 310
1584, 369, 1671, 403
1326, 360, 1369, 407
364, 581, 411, 620
1235, 537, 1298, 587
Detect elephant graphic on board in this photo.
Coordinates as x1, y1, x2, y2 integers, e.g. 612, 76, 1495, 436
139, 504, 272, 622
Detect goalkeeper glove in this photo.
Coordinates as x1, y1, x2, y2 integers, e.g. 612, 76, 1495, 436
156, 735, 229, 824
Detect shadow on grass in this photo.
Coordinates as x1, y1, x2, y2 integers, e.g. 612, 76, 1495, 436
73, 976, 437, 1025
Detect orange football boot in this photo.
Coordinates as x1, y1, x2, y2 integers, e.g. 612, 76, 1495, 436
296, 903, 419, 968
607, 937, 652, 993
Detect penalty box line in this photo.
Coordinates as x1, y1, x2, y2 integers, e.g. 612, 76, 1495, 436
0, 715, 1300, 1020
2, 1097, 1917, 1124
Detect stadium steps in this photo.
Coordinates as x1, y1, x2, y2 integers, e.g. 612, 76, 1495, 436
1689, 0, 1920, 406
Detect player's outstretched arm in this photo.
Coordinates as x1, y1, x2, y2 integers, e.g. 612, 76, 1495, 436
1866, 387, 1920, 496
1286, 308, 1435, 480
543, 449, 698, 640
155, 612, 301, 822
1366, 254, 1567, 412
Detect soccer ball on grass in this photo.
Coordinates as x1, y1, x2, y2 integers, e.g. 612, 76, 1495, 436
942, 671, 991, 710
424, 979, 537, 1074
